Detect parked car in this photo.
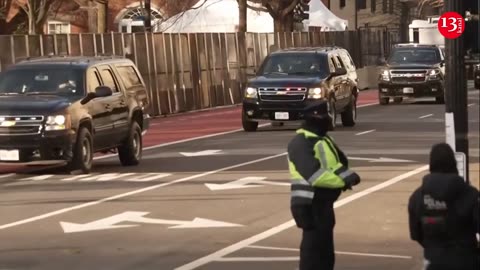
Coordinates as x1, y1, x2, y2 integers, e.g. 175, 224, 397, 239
0, 55, 150, 173
241, 46, 359, 131
377, 43, 446, 104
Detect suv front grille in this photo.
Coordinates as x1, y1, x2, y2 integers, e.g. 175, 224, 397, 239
390, 69, 427, 84
0, 116, 44, 136
259, 87, 307, 102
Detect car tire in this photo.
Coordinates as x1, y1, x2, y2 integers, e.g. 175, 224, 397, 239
118, 121, 142, 166
327, 97, 337, 130
68, 127, 93, 174
242, 110, 258, 132
379, 96, 389, 105
393, 97, 403, 103
341, 94, 356, 127
475, 82, 479, 90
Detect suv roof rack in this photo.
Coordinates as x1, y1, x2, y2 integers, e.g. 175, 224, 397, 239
393, 43, 439, 47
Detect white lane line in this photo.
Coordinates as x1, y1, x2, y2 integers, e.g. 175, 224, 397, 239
355, 129, 376, 136
246, 245, 412, 259
0, 173, 14, 179
468, 103, 475, 107
95, 102, 379, 161
94, 123, 271, 160
419, 114, 433, 119
174, 164, 429, 270
0, 152, 287, 230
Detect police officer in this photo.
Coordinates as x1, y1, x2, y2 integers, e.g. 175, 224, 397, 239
408, 143, 480, 270
287, 101, 361, 270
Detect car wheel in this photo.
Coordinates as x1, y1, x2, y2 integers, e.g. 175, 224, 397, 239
379, 95, 389, 105
341, 95, 356, 127
242, 109, 258, 132
327, 98, 337, 130
435, 95, 445, 104
393, 97, 403, 103
68, 127, 93, 174
118, 121, 142, 166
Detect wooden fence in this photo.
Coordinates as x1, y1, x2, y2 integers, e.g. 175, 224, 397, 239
0, 29, 399, 117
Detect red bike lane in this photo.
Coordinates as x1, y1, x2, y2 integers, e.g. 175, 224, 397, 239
0, 90, 378, 174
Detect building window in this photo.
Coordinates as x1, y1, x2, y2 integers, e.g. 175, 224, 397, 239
357, 0, 367, 10
383, 0, 387, 13
340, 0, 346, 8
389, 0, 394, 14
47, 21, 71, 34
371, 0, 376, 13
118, 6, 164, 33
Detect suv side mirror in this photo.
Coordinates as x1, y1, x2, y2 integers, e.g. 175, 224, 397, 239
440, 60, 445, 67
95, 86, 113, 97
333, 67, 347, 76
80, 86, 113, 105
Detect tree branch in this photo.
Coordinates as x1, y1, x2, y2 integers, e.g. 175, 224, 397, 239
280, 0, 298, 18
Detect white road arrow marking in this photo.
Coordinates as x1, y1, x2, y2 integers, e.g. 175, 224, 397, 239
60, 211, 243, 233
180, 150, 223, 157
205, 176, 289, 191
348, 156, 415, 163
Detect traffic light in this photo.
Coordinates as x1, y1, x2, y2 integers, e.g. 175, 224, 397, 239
294, 0, 310, 22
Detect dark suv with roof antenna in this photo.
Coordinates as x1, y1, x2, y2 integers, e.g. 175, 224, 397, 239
241, 46, 359, 131
0, 55, 150, 173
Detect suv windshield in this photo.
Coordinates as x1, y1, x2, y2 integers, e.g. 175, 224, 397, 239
387, 47, 441, 65
259, 53, 329, 77
0, 67, 84, 96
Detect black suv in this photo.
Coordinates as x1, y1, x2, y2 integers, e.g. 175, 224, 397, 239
242, 47, 359, 131
0, 55, 150, 173
378, 43, 445, 104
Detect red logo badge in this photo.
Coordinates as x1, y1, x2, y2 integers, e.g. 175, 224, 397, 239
437, 12, 465, 39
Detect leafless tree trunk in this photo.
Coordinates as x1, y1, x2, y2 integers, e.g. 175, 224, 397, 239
15, 0, 60, 34
238, 0, 247, 32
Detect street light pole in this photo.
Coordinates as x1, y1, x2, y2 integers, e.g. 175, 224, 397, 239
444, 0, 469, 182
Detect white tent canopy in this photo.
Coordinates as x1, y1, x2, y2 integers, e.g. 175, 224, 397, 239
307, 0, 349, 31
158, 0, 274, 33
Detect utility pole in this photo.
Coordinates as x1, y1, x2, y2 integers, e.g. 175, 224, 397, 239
443, 0, 469, 182
144, 0, 152, 32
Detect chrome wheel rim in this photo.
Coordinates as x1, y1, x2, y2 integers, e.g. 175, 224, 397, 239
133, 132, 141, 158
82, 138, 92, 165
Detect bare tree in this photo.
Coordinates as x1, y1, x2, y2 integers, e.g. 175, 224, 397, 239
13, 0, 65, 34
416, 0, 443, 16
248, 0, 300, 32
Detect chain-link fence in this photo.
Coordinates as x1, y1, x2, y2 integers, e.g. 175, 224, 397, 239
0, 29, 398, 117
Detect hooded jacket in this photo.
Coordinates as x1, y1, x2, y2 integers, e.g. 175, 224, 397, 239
408, 143, 479, 267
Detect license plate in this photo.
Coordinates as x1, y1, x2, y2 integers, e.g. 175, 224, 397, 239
0, 149, 20, 161
274, 112, 289, 120
403, 87, 414, 93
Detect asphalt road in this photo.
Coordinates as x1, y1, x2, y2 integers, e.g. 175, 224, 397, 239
0, 87, 479, 270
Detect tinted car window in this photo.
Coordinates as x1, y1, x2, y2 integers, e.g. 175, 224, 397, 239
116, 66, 142, 89
86, 68, 101, 93
259, 53, 329, 77
98, 67, 118, 92
0, 67, 84, 96
387, 47, 441, 65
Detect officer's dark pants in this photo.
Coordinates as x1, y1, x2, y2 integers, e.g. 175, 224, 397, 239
299, 200, 335, 270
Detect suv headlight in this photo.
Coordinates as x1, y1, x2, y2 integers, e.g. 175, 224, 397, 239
244, 87, 257, 99
308, 87, 323, 99
46, 114, 71, 131
427, 69, 441, 80
380, 70, 390, 81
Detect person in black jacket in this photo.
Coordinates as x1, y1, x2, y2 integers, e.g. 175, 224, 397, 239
408, 143, 480, 270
